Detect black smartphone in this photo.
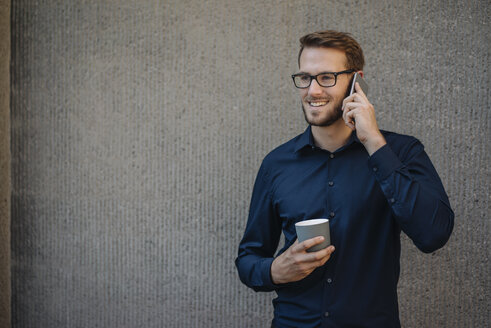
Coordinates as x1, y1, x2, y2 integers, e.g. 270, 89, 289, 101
348, 72, 369, 96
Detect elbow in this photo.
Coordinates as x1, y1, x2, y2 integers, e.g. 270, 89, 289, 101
417, 237, 449, 253
235, 255, 276, 292
235, 256, 249, 286
235, 256, 262, 291
416, 210, 455, 253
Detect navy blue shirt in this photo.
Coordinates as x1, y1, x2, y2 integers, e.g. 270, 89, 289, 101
235, 126, 454, 328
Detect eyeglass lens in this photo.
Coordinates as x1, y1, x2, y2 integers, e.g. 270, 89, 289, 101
294, 73, 336, 88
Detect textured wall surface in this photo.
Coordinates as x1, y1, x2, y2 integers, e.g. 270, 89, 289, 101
1, 0, 11, 327
10, 0, 490, 327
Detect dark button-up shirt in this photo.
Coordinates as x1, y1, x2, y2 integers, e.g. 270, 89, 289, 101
235, 126, 454, 328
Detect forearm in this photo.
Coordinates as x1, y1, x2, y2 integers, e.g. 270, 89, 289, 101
379, 168, 454, 252
235, 252, 277, 292
369, 142, 454, 252
235, 161, 281, 291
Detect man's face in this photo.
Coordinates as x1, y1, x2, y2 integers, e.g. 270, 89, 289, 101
298, 47, 353, 127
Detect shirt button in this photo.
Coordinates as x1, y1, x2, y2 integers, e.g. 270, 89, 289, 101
328, 181, 334, 187
327, 278, 332, 283
390, 198, 396, 203
324, 311, 329, 317
373, 167, 378, 172
330, 153, 335, 159
330, 212, 335, 218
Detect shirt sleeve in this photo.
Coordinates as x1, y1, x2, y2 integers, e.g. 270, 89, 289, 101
367, 139, 454, 253
235, 162, 283, 292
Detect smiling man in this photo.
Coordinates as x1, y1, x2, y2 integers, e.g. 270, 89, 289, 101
235, 30, 454, 328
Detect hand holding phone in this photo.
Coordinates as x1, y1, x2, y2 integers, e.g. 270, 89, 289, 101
343, 72, 369, 129
342, 73, 386, 155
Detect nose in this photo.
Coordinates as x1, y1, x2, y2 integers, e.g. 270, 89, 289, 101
308, 78, 324, 96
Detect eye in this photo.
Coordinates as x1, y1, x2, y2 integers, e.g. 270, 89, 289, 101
319, 74, 335, 82
298, 74, 310, 82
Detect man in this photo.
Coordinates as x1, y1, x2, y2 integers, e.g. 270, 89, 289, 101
235, 30, 454, 328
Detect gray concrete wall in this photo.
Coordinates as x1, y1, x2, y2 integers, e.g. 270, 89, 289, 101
9, 0, 489, 327
0, 0, 11, 327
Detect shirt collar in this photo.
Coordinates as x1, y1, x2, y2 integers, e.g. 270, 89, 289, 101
294, 125, 361, 153
294, 126, 314, 153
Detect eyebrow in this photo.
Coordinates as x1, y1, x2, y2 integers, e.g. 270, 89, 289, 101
294, 71, 335, 75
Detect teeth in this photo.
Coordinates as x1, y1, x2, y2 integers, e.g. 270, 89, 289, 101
310, 101, 327, 107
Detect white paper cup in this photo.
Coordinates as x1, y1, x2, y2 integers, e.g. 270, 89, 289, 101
295, 218, 330, 252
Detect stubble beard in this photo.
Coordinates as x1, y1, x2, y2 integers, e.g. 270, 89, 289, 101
301, 98, 344, 127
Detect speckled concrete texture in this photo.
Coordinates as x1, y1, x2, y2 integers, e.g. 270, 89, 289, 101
9, 0, 490, 327
0, 0, 11, 327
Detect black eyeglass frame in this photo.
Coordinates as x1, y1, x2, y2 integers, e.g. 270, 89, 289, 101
291, 69, 355, 89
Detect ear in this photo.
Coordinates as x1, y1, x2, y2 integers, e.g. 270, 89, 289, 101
357, 70, 364, 78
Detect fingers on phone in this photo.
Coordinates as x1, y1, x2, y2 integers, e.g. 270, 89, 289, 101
355, 82, 368, 99
344, 110, 356, 130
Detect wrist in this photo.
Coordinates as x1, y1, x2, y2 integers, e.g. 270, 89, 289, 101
270, 257, 284, 285
363, 133, 387, 156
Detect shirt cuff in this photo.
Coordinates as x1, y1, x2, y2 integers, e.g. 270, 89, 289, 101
260, 257, 277, 290
368, 144, 403, 180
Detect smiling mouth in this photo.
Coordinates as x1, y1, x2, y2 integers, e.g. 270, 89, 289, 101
308, 101, 328, 107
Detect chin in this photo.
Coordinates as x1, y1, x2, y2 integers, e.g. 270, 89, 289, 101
302, 105, 343, 127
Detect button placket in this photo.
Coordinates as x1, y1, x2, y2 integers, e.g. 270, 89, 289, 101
326, 152, 334, 219
326, 152, 336, 218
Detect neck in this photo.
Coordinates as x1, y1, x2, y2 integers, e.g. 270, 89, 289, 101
311, 119, 353, 152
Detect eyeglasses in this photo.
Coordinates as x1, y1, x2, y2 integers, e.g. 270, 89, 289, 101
291, 69, 354, 88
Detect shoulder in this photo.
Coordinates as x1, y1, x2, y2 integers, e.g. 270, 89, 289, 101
262, 133, 303, 164
381, 130, 425, 159
256, 131, 306, 178
381, 130, 419, 143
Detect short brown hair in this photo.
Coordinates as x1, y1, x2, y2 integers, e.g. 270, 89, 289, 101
298, 30, 365, 71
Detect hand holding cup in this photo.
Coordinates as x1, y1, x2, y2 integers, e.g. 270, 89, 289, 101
270, 219, 334, 284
